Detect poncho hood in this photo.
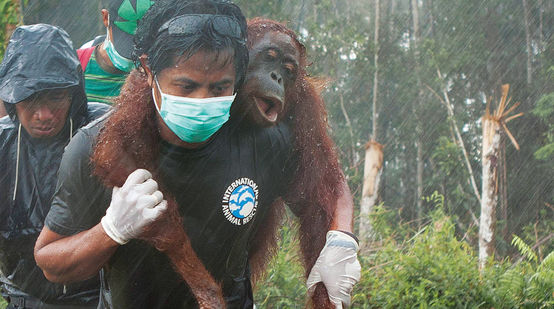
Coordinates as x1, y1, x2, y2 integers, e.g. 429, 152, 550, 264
0, 24, 87, 125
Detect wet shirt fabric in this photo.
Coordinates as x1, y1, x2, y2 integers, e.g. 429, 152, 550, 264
81, 48, 126, 105
45, 117, 294, 309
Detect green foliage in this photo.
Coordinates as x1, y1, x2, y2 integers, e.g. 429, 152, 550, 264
532, 91, 554, 162
512, 235, 538, 264
0, 0, 22, 60
253, 220, 307, 308
357, 206, 487, 308
369, 203, 411, 241
253, 199, 552, 308
490, 252, 554, 308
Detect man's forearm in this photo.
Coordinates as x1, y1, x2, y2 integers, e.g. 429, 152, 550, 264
34, 224, 119, 283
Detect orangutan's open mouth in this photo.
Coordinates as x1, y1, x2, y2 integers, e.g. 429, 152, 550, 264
253, 96, 283, 123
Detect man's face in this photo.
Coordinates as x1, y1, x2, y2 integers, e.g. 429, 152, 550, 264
15, 88, 72, 138
151, 50, 236, 102
146, 49, 236, 147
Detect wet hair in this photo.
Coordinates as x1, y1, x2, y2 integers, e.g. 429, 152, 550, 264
133, 0, 248, 90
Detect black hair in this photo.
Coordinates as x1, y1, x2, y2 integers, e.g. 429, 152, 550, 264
106, 0, 121, 26
133, 0, 248, 90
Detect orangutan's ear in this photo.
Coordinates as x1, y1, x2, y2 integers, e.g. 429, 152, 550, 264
139, 55, 154, 87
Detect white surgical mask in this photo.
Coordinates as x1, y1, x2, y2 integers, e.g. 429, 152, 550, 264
152, 76, 235, 143
104, 28, 134, 72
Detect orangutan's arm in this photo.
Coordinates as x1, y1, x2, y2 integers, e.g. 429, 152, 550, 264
34, 224, 118, 283
330, 178, 355, 233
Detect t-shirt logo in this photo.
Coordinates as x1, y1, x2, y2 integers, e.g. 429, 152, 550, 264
222, 177, 259, 225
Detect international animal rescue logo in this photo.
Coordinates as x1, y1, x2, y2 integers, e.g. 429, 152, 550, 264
222, 177, 259, 225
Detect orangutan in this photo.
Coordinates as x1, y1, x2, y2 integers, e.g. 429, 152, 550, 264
235, 18, 350, 309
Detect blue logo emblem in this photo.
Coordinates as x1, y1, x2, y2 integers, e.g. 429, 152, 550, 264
222, 178, 259, 225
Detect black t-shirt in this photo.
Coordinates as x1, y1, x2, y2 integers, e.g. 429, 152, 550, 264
45, 118, 293, 309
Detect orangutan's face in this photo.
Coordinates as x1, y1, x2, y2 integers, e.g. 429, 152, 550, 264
235, 31, 300, 127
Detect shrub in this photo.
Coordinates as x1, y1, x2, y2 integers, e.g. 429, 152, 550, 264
252, 200, 553, 308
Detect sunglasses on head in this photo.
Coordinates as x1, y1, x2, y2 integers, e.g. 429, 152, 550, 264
158, 14, 243, 40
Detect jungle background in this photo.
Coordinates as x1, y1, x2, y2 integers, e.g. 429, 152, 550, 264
0, 0, 552, 307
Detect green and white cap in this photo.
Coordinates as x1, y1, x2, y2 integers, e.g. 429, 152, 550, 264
108, 0, 155, 59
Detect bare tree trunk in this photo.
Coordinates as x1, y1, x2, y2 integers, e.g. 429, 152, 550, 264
411, 0, 424, 220
339, 93, 359, 168
479, 116, 501, 269
522, 0, 533, 85
389, 0, 396, 34
358, 0, 382, 246
478, 84, 522, 270
359, 141, 384, 244
499, 136, 509, 243
538, 0, 544, 50
372, 0, 380, 141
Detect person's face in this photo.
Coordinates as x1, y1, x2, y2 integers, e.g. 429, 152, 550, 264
143, 49, 236, 147
15, 88, 72, 138
148, 49, 236, 103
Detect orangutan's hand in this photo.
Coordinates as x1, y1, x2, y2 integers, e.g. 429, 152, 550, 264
101, 169, 168, 245
306, 230, 361, 308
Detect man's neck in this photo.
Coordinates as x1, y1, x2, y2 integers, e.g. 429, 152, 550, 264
94, 43, 127, 75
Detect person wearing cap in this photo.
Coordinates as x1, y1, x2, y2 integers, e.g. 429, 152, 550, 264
0, 24, 109, 308
77, 0, 156, 105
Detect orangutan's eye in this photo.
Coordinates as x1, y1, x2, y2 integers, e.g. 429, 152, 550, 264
265, 49, 278, 60
283, 63, 297, 77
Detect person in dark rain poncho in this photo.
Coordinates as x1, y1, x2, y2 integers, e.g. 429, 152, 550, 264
0, 24, 109, 308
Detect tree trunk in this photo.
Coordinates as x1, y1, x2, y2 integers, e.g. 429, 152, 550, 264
359, 141, 384, 244
500, 136, 509, 243
479, 117, 501, 269
339, 93, 358, 168
372, 0, 380, 141
358, 0, 382, 246
522, 0, 533, 85
538, 0, 544, 50
479, 84, 521, 269
411, 0, 424, 220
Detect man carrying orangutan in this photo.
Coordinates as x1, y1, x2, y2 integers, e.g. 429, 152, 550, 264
34, 1, 360, 308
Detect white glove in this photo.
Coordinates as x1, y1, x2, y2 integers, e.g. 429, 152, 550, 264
101, 169, 168, 245
307, 230, 361, 309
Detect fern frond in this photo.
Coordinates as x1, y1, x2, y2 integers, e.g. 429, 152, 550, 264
511, 235, 538, 263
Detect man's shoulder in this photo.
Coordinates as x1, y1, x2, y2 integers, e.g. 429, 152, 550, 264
86, 102, 111, 122
70, 112, 109, 154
